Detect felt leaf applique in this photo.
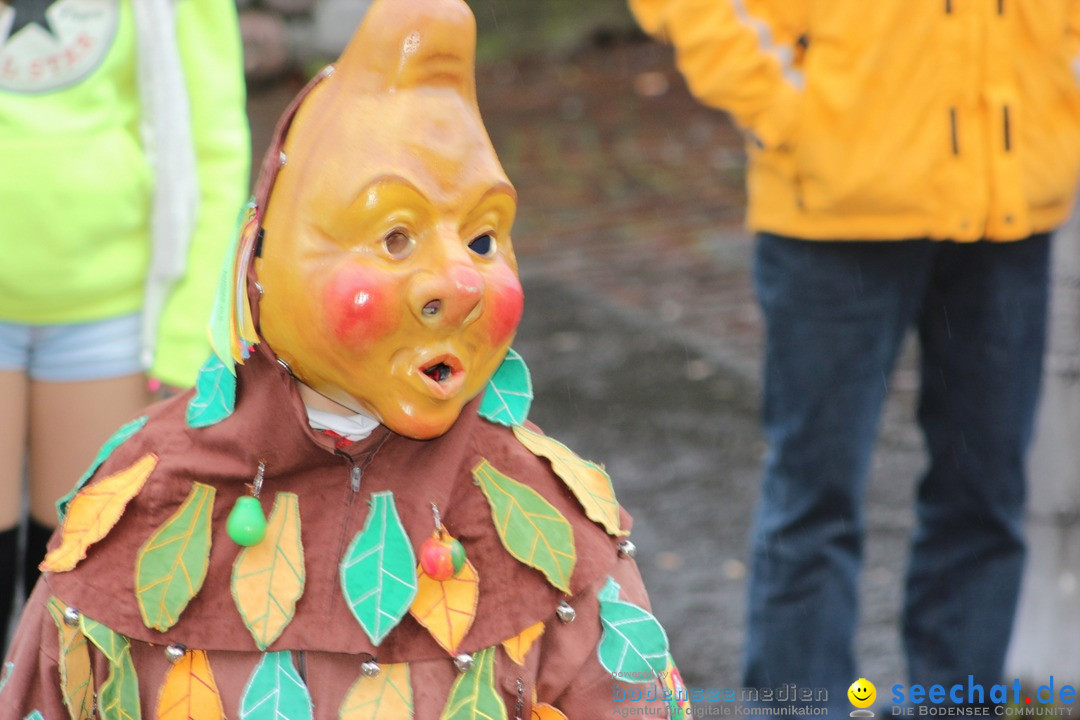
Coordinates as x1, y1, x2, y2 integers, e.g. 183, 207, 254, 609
512, 425, 626, 537
156, 649, 224, 720
0, 661, 13, 699
186, 354, 237, 428
239, 651, 313, 720
135, 482, 215, 631
473, 460, 576, 593
438, 646, 506, 720
663, 655, 693, 719
596, 578, 669, 681
232, 492, 305, 649
209, 198, 260, 370
598, 576, 621, 603
532, 703, 568, 720
478, 348, 532, 426
339, 662, 413, 719
41, 453, 159, 573
409, 558, 479, 655
80, 615, 140, 720
502, 621, 545, 666
57, 415, 149, 521
23, 712, 45, 720
340, 491, 418, 645
45, 596, 95, 720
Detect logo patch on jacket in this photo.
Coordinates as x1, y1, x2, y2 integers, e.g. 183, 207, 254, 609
0, 0, 119, 94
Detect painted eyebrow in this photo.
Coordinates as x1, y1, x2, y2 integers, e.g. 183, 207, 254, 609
352, 175, 426, 209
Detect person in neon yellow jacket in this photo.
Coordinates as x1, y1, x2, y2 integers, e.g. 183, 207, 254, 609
0, 0, 250, 653
629, 0, 1080, 715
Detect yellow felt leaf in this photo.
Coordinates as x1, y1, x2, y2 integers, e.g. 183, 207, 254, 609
41, 454, 159, 572
340, 662, 413, 719
513, 426, 626, 536
45, 596, 95, 720
409, 559, 479, 655
532, 703, 568, 720
156, 649, 225, 720
502, 621, 545, 666
232, 492, 305, 649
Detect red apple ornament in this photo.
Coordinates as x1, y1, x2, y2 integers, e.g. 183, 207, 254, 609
419, 531, 467, 581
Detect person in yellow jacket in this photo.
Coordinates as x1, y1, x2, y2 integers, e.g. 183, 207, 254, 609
629, 0, 1080, 714
0, 0, 249, 654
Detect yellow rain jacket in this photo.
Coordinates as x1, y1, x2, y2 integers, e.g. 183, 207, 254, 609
629, 0, 1080, 241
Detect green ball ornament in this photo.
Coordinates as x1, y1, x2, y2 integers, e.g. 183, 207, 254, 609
227, 496, 267, 546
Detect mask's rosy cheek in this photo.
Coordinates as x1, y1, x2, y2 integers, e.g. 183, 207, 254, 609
486, 267, 524, 345
322, 267, 397, 343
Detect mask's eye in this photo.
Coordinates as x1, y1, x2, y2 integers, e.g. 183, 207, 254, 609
468, 233, 496, 257
383, 229, 414, 259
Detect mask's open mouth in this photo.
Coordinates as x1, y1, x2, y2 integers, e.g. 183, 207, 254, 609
423, 361, 453, 383
418, 355, 464, 398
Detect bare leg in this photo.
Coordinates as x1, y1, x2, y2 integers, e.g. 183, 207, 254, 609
0, 371, 29, 529
28, 373, 150, 529
0, 370, 29, 653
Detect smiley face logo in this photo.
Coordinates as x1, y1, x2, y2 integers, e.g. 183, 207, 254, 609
848, 678, 876, 709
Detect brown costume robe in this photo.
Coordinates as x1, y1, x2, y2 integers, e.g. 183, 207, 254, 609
1, 343, 678, 718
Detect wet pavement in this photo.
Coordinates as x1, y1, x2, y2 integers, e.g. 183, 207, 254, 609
246, 37, 923, 707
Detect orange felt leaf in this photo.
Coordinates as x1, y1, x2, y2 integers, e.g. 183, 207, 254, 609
232, 492, 306, 649
502, 621, 545, 666
156, 649, 225, 720
532, 703, 568, 720
45, 597, 95, 720
41, 454, 159, 573
409, 559, 479, 655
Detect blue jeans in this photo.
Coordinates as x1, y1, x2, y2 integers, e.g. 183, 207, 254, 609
744, 233, 1051, 716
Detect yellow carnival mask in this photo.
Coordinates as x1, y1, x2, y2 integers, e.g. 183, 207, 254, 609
255, 0, 524, 439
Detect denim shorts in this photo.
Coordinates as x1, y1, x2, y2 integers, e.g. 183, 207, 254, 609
0, 313, 144, 382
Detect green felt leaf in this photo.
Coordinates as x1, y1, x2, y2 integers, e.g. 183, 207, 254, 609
598, 576, 621, 603
438, 647, 506, 720
208, 200, 251, 372
56, 416, 149, 521
473, 460, 575, 593
185, 354, 236, 429
478, 348, 532, 426
340, 492, 418, 645
81, 616, 141, 720
0, 661, 12, 699
23, 712, 44, 720
239, 651, 313, 720
135, 483, 215, 631
597, 596, 670, 682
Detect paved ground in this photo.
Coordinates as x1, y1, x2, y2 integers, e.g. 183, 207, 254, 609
246, 37, 924, 706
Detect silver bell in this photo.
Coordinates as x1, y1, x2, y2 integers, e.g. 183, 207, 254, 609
62, 606, 80, 627
556, 600, 576, 624
360, 659, 381, 677
453, 653, 474, 673
164, 644, 187, 663
617, 539, 637, 559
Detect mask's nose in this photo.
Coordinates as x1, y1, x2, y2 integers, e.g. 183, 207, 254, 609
410, 262, 485, 328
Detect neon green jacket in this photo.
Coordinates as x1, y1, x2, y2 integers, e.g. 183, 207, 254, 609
629, 0, 1080, 241
0, 0, 250, 385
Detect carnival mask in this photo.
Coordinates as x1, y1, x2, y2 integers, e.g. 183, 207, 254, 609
255, 0, 524, 439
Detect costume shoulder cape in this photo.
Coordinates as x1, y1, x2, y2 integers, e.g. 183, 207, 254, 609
42, 345, 633, 661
